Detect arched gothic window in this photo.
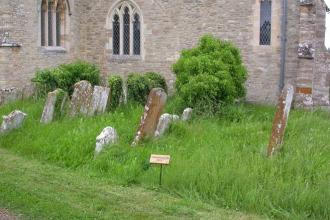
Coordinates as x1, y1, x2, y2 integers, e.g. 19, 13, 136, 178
40, 0, 68, 47
111, 1, 142, 56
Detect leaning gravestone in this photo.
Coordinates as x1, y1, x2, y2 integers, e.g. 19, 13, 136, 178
95, 126, 118, 156
155, 113, 179, 138
267, 84, 294, 156
69, 81, 93, 117
132, 88, 167, 146
0, 110, 27, 134
40, 89, 67, 124
89, 86, 110, 116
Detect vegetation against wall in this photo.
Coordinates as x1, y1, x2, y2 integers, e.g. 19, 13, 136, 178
173, 35, 248, 114
108, 75, 123, 110
32, 61, 100, 96
127, 72, 167, 105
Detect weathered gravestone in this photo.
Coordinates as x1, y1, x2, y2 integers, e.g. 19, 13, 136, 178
40, 89, 67, 124
89, 86, 110, 116
95, 126, 118, 156
69, 81, 93, 117
182, 108, 193, 121
132, 88, 167, 146
0, 110, 27, 134
267, 84, 294, 157
154, 113, 179, 138
0, 87, 22, 106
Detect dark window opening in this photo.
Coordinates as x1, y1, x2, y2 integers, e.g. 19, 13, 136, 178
260, 0, 272, 45
133, 13, 141, 55
113, 14, 120, 55
123, 7, 130, 55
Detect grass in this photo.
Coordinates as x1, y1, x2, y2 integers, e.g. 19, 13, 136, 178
0, 148, 261, 220
0, 99, 329, 219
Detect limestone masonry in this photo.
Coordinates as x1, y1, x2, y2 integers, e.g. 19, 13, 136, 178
0, 0, 330, 107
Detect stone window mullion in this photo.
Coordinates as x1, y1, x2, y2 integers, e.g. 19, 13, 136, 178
129, 10, 134, 56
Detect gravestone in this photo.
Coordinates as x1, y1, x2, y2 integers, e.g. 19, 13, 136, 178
182, 108, 193, 121
0, 110, 27, 134
0, 87, 22, 106
267, 84, 294, 156
95, 127, 118, 156
132, 88, 167, 146
69, 81, 93, 117
40, 89, 67, 124
89, 86, 110, 115
155, 113, 179, 138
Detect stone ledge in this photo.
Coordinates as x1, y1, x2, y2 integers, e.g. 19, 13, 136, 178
41, 46, 67, 53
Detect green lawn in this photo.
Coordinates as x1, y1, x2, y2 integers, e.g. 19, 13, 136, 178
0, 99, 329, 219
0, 148, 261, 220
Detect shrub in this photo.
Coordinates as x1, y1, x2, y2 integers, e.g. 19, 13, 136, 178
108, 75, 123, 110
127, 72, 167, 105
32, 60, 100, 96
173, 35, 248, 114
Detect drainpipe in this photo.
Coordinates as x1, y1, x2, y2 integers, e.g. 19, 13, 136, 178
279, 0, 288, 90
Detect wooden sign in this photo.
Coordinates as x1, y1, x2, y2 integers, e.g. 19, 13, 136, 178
150, 154, 170, 165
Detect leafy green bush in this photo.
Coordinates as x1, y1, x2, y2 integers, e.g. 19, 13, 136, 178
127, 72, 167, 105
108, 75, 123, 110
173, 35, 248, 114
32, 61, 100, 96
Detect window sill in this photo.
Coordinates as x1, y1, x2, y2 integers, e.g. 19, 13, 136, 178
110, 55, 142, 62
41, 46, 67, 53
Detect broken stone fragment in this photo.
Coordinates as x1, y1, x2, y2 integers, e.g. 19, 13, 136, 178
132, 88, 167, 146
89, 86, 110, 116
0, 110, 27, 134
267, 84, 294, 156
182, 108, 193, 121
95, 127, 119, 156
69, 80, 93, 117
40, 89, 67, 124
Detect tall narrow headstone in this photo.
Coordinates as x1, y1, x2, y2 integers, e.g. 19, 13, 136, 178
40, 89, 67, 124
132, 88, 167, 146
267, 84, 294, 157
89, 86, 110, 115
69, 81, 93, 117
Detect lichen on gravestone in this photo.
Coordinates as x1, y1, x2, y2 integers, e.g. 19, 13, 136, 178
40, 89, 67, 124
69, 80, 93, 117
132, 88, 167, 146
89, 86, 110, 116
267, 84, 294, 156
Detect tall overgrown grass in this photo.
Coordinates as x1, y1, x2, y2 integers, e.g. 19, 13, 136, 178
0, 99, 329, 219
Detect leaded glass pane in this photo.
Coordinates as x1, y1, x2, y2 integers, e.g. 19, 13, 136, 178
123, 7, 130, 55
260, 0, 272, 45
113, 14, 120, 55
133, 13, 141, 55
41, 0, 46, 46
48, 1, 53, 46
56, 4, 61, 47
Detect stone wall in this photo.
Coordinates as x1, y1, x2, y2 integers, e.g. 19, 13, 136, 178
79, 0, 284, 103
0, 0, 82, 89
0, 0, 329, 106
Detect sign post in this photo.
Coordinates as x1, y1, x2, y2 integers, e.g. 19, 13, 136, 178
150, 154, 170, 186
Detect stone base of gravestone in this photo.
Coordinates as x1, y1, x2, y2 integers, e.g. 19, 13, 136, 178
89, 86, 110, 116
40, 89, 67, 124
132, 88, 167, 146
69, 81, 93, 117
0, 110, 27, 134
267, 84, 294, 156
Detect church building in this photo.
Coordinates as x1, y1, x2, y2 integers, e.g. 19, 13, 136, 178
0, 0, 330, 107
